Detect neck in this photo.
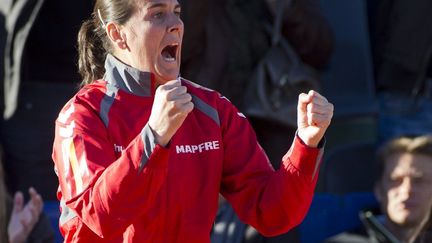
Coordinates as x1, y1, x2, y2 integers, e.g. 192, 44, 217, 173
385, 218, 426, 243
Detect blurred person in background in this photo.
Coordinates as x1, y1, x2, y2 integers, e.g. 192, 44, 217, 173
0, 152, 54, 243
370, 0, 432, 144
0, 0, 92, 201
327, 135, 432, 243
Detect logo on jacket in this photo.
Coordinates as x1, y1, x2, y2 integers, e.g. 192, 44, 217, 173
114, 144, 124, 152
176, 141, 220, 154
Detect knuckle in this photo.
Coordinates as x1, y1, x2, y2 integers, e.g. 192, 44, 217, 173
156, 88, 168, 98
185, 93, 192, 101
166, 89, 177, 100
157, 84, 167, 92
309, 90, 316, 96
185, 102, 194, 111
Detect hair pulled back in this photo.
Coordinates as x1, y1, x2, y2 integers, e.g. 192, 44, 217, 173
78, 0, 135, 86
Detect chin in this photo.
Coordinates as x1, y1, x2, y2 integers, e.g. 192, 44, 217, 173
393, 215, 422, 227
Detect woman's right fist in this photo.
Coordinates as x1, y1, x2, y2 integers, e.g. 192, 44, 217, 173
148, 79, 194, 146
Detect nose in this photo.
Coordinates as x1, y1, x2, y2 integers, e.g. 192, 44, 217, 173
168, 14, 183, 33
399, 177, 413, 197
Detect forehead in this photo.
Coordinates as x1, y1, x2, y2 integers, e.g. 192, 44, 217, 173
384, 153, 432, 176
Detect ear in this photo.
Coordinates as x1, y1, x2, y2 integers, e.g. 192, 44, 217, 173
106, 22, 128, 50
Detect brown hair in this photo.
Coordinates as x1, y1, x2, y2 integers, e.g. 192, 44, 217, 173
376, 135, 432, 179
77, 0, 135, 86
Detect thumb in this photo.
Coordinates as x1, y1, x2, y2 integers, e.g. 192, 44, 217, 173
12, 191, 24, 213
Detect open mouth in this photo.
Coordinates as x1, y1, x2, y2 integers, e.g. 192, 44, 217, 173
161, 43, 178, 62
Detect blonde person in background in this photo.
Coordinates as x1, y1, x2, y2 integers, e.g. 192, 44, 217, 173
327, 135, 432, 243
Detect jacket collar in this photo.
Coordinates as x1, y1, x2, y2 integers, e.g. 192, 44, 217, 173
103, 54, 154, 97
360, 209, 400, 243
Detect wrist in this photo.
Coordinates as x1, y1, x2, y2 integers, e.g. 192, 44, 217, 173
148, 124, 169, 147
299, 137, 319, 148
297, 131, 323, 148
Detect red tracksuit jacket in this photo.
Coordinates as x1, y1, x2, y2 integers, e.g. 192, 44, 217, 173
52, 54, 323, 242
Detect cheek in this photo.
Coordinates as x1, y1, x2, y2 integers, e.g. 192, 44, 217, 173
386, 189, 400, 208
143, 34, 156, 49
141, 35, 162, 63
131, 26, 159, 52
144, 26, 163, 48
135, 37, 158, 69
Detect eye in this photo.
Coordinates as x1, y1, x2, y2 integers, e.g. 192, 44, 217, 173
389, 177, 403, 186
174, 10, 181, 17
153, 11, 164, 19
412, 177, 423, 185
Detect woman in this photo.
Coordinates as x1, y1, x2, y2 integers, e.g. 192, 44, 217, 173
51, 0, 334, 242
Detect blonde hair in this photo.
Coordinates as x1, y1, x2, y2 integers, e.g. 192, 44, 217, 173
378, 135, 432, 159
376, 135, 432, 179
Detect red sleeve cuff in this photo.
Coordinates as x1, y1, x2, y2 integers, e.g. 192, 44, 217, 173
144, 144, 170, 170
132, 124, 171, 172
282, 135, 324, 180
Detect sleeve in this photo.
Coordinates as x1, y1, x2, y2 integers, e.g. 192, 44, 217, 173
218, 97, 324, 237
51, 101, 170, 238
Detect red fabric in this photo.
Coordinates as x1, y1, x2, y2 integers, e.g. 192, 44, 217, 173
52, 78, 322, 242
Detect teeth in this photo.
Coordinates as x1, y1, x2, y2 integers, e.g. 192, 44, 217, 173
160, 42, 179, 63
162, 51, 175, 62
164, 57, 175, 62
161, 44, 177, 62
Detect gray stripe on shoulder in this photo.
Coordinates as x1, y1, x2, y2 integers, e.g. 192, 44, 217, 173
139, 124, 157, 173
100, 84, 118, 127
191, 94, 220, 126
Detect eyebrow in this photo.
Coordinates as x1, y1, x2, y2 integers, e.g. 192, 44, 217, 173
147, 3, 181, 10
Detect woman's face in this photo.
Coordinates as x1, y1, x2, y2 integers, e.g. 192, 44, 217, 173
121, 0, 183, 84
